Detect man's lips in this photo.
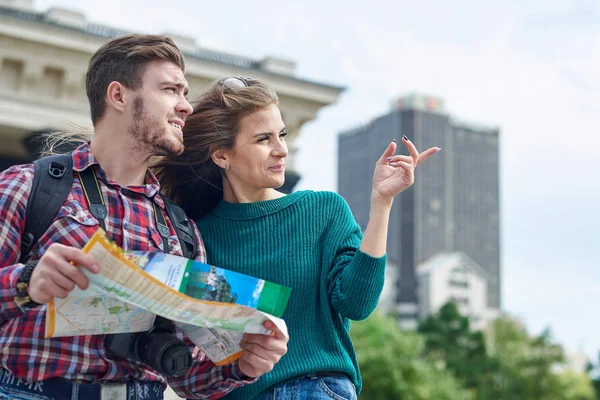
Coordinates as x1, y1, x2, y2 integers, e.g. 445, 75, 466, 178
168, 119, 185, 130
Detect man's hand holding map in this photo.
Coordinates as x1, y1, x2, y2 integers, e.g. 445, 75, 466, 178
46, 229, 291, 365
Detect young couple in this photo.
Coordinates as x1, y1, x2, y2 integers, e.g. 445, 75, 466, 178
0, 34, 439, 400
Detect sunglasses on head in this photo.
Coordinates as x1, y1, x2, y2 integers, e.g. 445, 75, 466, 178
218, 76, 254, 89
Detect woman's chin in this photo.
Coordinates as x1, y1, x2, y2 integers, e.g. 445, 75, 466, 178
272, 178, 286, 189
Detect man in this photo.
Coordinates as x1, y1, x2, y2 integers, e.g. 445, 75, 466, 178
0, 34, 287, 400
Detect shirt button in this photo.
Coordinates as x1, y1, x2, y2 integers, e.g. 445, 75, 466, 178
123, 222, 129, 229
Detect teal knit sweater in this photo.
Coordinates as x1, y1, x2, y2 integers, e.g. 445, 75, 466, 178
196, 190, 386, 399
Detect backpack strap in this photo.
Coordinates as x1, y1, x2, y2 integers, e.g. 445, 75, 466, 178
20, 154, 73, 263
78, 170, 195, 258
77, 167, 107, 231
160, 194, 197, 260
19, 154, 196, 262
78, 168, 171, 253
153, 202, 170, 253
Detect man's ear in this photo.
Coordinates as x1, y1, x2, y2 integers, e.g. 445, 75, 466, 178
211, 149, 229, 170
105, 81, 128, 113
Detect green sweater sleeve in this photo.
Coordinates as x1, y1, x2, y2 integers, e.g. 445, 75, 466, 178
324, 193, 387, 320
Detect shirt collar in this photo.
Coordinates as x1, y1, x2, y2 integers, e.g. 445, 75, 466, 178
71, 142, 162, 201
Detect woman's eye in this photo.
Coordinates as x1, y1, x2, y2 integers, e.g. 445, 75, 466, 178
280, 131, 288, 138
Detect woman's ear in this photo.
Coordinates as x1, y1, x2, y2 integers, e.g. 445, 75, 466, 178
211, 150, 229, 171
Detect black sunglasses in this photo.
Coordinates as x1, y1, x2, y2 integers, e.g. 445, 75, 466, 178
218, 76, 254, 89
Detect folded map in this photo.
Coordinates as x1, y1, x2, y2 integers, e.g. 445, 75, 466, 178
46, 229, 290, 364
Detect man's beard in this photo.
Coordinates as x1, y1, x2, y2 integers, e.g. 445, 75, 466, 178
129, 96, 184, 157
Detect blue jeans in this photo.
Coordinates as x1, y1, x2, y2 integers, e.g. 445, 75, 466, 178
254, 373, 357, 400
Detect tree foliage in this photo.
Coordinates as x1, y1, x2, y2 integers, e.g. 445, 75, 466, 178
351, 311, 472, 400
351, 303, 595, 399
417, 303, 595, 400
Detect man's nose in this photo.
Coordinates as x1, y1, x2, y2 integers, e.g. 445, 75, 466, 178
177, 96, 193, 117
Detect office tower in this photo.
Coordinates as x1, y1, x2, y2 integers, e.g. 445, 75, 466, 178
338, 94, 500, 326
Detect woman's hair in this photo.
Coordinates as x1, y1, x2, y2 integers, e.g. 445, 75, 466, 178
35, 125, 93, 157
153, 77, 279, 221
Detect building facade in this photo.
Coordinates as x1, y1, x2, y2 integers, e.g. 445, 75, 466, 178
0, 0, 344, 194
339, 94, 500, 327
416, 252, 488, 331
0, 2, 344, 399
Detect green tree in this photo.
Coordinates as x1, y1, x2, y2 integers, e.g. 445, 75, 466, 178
555, 370, 597, 400
416, 303, 595, 400
417, 302, 497, 398
350, 311, 472, 400
585, 352, 600, 399
490, 317, 595, 400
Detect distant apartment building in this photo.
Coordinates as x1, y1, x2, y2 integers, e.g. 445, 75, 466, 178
416, 252, 488, 331
339, 93, 500, 327
377, 262, 400, 315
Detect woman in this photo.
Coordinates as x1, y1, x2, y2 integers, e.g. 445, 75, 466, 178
155, 77, 440, 400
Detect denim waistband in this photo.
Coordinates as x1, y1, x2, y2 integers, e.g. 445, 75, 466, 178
0, 368, 164, 400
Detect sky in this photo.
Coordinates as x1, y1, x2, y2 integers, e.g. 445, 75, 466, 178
35, 0, 600, 360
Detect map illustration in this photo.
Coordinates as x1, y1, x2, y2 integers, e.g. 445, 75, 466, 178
49, 285, 154, 337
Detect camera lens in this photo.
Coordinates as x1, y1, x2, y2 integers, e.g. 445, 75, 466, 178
138, 331, 192, 377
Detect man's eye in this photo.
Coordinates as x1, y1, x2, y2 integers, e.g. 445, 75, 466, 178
280, 131, 288, 138
258, 136, 269, 142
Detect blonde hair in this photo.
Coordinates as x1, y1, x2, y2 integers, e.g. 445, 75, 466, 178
35, 125, 93, 157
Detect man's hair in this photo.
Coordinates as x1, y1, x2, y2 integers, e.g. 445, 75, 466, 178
86, 34, 185, 125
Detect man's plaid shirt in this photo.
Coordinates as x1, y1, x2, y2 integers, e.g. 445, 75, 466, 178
0, 143, 251, 399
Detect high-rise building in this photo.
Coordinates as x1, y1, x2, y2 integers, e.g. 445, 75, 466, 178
338, 93, 500, 326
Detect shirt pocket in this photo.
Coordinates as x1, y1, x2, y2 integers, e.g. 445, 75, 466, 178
148, 225, 183, 256
38, 201, 100, 251
64, 208, 99, 227
62, 202, 99, 230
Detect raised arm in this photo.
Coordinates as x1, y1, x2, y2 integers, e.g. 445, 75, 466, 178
327, 137, 440, 320
360, 136, 440, 257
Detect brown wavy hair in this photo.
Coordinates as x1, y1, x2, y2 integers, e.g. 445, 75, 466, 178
153, 78, 279, 220
87, 34, 185, 125
38, 34, 185, 154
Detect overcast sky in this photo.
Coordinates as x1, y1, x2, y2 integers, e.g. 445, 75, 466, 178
36, 0, 600, 360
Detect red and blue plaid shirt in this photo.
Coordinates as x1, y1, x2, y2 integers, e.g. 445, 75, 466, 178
0, 143, 251, 399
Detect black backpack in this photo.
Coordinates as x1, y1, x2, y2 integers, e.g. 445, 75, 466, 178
19, 154, 197, 263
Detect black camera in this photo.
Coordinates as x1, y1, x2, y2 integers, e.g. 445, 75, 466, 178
105, 316, 192, 377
